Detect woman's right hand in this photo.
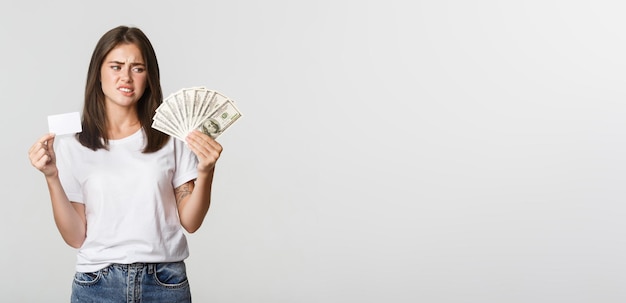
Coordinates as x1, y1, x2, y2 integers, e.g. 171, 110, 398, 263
28, 133, 57, 177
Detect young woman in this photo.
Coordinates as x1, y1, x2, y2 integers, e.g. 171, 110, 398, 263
28, 25, 221, 302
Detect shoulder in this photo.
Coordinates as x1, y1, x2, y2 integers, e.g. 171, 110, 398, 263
172, 137, 194, 156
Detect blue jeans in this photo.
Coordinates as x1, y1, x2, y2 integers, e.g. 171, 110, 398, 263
71, 262, 191, 303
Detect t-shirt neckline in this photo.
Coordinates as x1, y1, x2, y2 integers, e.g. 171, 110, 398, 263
108, 128, 143, 145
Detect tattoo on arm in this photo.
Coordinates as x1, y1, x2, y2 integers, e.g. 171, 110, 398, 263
175, 183, 193, 204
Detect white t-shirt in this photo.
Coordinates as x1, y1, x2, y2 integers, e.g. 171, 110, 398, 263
54, 129, 198, 272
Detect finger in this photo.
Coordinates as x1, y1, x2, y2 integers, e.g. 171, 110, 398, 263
187, 130, 216, 145
201, 136, 222, 153
187, 140, 220, 165
188, 139, 220, 161
29, 133, 56, 153
47, 134, 55, 148
186, 130, 210, 145
186, 139, 211, 159
186, 132, 211, 152
188, 130, 223, 154
47, 135, 56, 157
32, 149, 50, 169
28, 143, 46, 161
39, 133, 56, 145
28, 142, 38, 154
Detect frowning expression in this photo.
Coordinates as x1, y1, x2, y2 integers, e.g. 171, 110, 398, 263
100, 43, 147, 110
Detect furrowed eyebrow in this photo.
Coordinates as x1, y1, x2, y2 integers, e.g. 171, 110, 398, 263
106, 61, 145, 66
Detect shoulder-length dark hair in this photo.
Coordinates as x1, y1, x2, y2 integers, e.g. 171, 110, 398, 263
78, 25, 169, 153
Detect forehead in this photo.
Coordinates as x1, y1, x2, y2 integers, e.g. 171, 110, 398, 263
104, 43, 144, 63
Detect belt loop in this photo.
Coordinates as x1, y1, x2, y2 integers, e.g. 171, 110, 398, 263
148, 263, 155, 275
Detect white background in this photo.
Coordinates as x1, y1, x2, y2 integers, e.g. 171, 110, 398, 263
2, 0, 626, 302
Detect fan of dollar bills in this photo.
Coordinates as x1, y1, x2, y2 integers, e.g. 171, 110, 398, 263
152, 86, 242, 141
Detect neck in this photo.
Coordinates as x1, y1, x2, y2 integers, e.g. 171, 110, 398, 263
106, 109, 142, 140
108, 123, 142, 140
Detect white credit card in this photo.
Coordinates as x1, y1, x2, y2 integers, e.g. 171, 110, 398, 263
48, 112, 82, 135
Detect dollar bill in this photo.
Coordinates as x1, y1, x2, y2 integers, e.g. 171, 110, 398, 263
152, 87, 242, 141
198, 99, 243, 139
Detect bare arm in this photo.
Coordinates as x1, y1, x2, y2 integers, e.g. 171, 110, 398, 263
176, 130, 222, 233
29, 134, 87, 248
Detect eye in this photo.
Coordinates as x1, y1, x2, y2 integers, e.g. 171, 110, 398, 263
132, 66, 145, 73
110, 65, 121, 71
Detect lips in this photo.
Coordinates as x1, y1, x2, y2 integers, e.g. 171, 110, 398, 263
118, 86, 134, 95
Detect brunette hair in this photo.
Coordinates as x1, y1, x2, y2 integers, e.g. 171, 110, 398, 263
77, 25, 168, 152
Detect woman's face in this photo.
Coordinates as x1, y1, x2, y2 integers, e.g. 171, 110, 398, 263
100, 43, 147, 110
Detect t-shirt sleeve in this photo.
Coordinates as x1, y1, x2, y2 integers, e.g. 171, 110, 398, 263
172, 140, 199, 188
54, 136, 84, 203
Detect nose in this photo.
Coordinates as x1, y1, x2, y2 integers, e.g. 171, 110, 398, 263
120, 66, 133, 82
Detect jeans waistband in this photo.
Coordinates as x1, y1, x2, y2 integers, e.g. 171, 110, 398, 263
108, 262, 158, 274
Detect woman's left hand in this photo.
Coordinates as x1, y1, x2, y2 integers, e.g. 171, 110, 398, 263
186, 130, 223, 175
